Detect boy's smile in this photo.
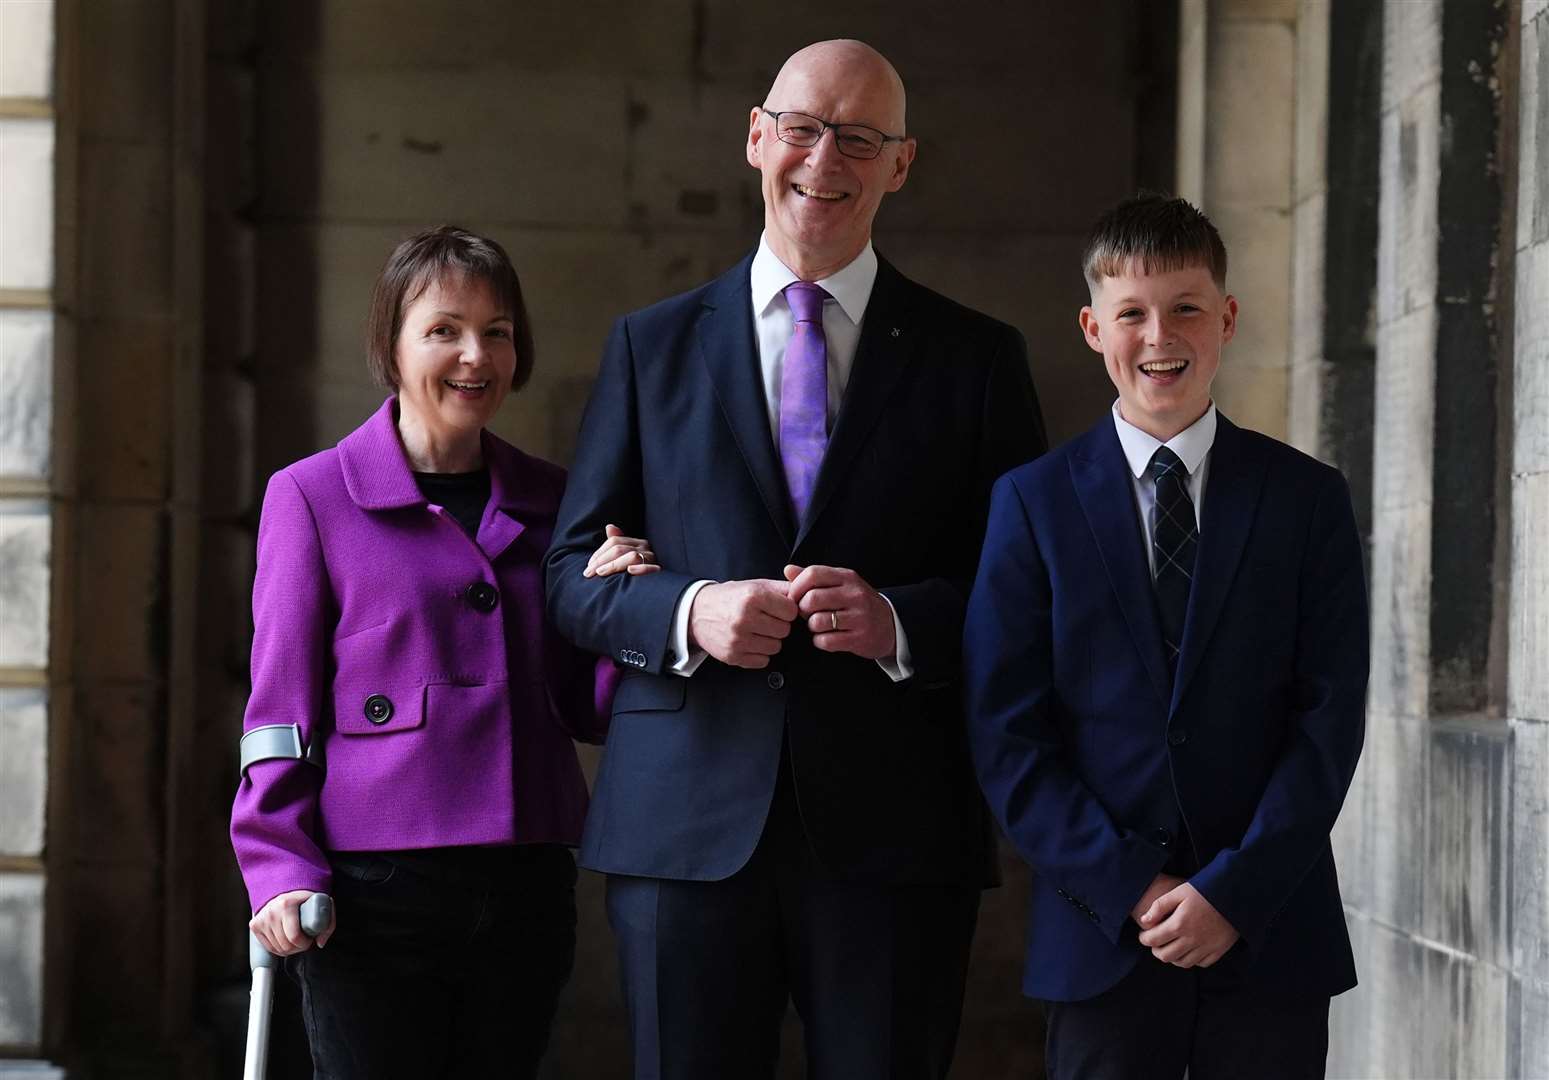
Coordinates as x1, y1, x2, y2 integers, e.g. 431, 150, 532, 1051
1079, 262, 1238, 442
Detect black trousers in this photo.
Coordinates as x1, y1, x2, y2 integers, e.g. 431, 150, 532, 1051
290, 843, 577, 1079
605, 759, 981, 1080
1043, 951, 1331, 1080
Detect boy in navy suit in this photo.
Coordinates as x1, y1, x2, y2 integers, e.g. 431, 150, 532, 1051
964, 194, 1367, 1079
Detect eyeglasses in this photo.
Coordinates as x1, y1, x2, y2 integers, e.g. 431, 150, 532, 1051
760, 108, 905, 161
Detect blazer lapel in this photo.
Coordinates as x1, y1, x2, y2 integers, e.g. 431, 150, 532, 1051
1170, 415, 1266, 711
696, 257, 797, 547
1070, 422, 1172, 707
795, 256, 919, 550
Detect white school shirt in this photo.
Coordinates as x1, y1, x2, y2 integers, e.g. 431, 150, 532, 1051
1110, 400, 1216, 576
667, 234, 912, 680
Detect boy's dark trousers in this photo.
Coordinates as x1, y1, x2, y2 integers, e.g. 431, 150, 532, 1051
1042, 949, 1330, 1080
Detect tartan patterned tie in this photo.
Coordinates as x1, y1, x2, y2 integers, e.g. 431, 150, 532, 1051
779, 282, 830, 526
1149, 446, 1198, 671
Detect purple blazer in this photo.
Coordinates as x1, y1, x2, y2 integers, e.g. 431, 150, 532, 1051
231, 397, 616, 914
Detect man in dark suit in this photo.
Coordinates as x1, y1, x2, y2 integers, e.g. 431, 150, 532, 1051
545, 38, 1046, 1080
964, 194, 1367, 1079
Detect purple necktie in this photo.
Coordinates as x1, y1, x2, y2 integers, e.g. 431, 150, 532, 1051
780, 282, 830, 526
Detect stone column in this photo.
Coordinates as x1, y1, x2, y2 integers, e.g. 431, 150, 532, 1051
1510, 2, 1549, 1074
1176, 0, 1298, 440
1329, 1, 1517, 1074
0, 0, 56, 1060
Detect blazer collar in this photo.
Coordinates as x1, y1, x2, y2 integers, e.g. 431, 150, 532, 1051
697, 254, 799, 546
1070, 419, 1173, 706
337, 396, 548, 560
796, 252, 921, 549
1170, 413, 1265, 707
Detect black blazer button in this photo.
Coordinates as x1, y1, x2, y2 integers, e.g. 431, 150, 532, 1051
767, 672, 785, 690
1149, 827, 1173, 849
465, 582, 499, 613
364, 694, 394, 725
1167, 729, 1189, 747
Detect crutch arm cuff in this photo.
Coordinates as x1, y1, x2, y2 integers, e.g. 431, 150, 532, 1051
239, 723, 325, 779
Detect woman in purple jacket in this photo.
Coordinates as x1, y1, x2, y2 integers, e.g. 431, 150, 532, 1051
230, 226, 635, 1077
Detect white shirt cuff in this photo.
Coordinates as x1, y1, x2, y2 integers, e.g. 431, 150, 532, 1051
668, 580, 715, 677
875, 594, 913, 682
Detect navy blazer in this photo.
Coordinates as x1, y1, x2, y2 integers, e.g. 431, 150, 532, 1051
964, 413, 1367, 1002
545, 252, 1046, 887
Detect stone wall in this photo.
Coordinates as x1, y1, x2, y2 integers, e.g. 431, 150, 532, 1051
0, 0, 55, 1059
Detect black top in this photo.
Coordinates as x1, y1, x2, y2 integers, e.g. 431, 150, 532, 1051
413, 469, 491, 538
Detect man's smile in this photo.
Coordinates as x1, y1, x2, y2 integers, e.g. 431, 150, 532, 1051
792, 183, 848, 201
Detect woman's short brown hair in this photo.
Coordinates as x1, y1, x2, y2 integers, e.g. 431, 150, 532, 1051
364, 225, 535, 393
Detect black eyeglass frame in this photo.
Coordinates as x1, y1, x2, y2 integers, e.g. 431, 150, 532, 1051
759, 108, 907, 160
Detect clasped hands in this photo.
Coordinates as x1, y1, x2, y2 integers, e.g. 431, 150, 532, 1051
582, 524, 894, 669
1131, 873, 1240, 969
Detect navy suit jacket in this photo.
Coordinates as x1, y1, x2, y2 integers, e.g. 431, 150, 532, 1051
545, 252, 1046, 887
964, 413, 1367, 1002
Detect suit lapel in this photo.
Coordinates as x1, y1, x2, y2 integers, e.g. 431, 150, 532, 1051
1170, 415, 1265, 711
795, 256, 920, 550
695, 257, 797, 546
1070, 422, 1173, 707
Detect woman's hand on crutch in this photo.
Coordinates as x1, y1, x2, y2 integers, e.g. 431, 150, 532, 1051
250, 889, 337, 954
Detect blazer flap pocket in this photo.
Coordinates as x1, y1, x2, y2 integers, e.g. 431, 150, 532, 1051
612, 673, 688, 715
334, 678, 426, 735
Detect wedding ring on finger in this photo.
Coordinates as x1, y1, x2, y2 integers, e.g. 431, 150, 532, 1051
830, 610, 840, 633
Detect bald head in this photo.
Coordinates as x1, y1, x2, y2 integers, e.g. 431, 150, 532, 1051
764, 39, 908, 134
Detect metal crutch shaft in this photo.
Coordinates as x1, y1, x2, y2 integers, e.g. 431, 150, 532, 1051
242, 892, 333, 1080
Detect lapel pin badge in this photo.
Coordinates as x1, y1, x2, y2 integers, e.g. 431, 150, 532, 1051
890, 327, 901, 337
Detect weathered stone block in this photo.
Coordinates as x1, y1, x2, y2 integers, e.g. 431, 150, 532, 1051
1218, 0, 1297, 20
0, 872, 44, 1046
77, 141, 173, 318
0, 512, 49, 669
1206, 21, 1295, 208
1518, 9, 1543, 253
1331, 915, 1508, 1078
200, 371, 256, 518
196, 523, 254, 676
75, 321, 172, 501
1421, 722, 1512, 967
204, 219, 257, 367
1294, 0, 1330, 202
1356, 710, 1427, 931
1511, 472, 1549, 723
1528, 1, 1549, 29
0, 311, 53, 480
1382, 0, 1442, 108
1515, 241, 1549, 476
0, 689, 46, 857
263, 0, 691, 78
69, 863, 162, 1039
1367, 500, 1431, 718
71, 683, 164, 863
1290, 188, 1326, 364
72, 503, 162, 682
1513, 973, 1549, 1079
0, 119, 54, 292
1511, 719, 1549, 984
78, 0, 172, 143
1378, 81, 1441, 323
259, 66, 630, 228
1372, 304, 1435, 513
0, 0, 52, 100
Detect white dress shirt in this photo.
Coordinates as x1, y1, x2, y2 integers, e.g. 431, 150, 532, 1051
1110, 400, 1217, 576
668, 234, 913, 680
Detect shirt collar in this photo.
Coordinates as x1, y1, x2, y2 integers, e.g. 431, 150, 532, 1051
750, 231, 877, 327
1111, 400, 1218, 480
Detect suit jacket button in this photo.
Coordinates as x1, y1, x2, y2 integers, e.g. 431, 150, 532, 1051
364, 694, 393, 725
1149, 827, 1173, 849
767, 672, 785, 690
465, 582, 499, 613
1167, 729, 1189, 747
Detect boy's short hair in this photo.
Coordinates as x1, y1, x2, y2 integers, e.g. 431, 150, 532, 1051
1081, 193, 1228, 291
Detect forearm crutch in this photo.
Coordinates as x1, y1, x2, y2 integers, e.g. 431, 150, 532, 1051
243, 892, 332, 1080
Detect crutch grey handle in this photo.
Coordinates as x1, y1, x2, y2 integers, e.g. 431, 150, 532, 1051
248, 892, 334, 970
244, 892, 333, 1080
